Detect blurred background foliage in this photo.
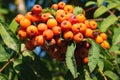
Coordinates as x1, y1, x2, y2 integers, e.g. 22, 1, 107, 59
0, 0, 120, 80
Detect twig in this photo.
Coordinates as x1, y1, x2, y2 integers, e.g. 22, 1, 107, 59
107, 10, 114, 15
88, 18, 104, 21
0, 47, 26, 73
99, 68, 107, 80
85, 6, 97, 13
0, 58, 14, 73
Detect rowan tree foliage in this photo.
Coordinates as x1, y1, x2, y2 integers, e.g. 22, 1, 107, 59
0, 0, 120, 80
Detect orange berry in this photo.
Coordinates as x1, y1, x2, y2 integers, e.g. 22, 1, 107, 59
47, 19, 58, 29
60, 20, 72, 32
82, 57, 88, 64
63, 31, 73, 40
51, 4, 58, 10
32, 14, 41, 22
55, 37, 66, 46
41, 13, 50, 22
32, 35, 45, 46
73, 32, 83, 43
25, 40, 35, 50
15, 14, 25, 23
101, 40, 110, 49
71, 23, 81, 33
100, 33, 108, 40
95, 35, 104, 44
66, 13, 73, 20
89, 20, 97, 30
85, 28, 93, 38
56, 9, 65, 15
85, 20, 90, 28
25, 12, 41, 22
56, 13, 66, 23
52, 26, 61, 36
37, 23, 48, 33
76, 14, 86, 23
64, 5, 74, 14
26, 25, 38, 36
20, 18, 31, 29
43, 29, 54, 40
25, 12, 34, 22
18, 29, 28, 39
58, 2, 66, 9
78, 23, 87, 33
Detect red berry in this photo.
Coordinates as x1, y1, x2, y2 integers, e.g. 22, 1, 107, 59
32, 4, 42, 14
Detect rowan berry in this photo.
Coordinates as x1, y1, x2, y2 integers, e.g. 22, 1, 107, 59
32, 4, 42, 14
73, 32, 83, 43
47, 19, 58, 29
43, 29, 54, 40
63, 31, 73, 40
20, 18, 31, 29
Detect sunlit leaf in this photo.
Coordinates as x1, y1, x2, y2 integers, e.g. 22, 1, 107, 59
85, 1, 97, 7
97, 0, 104, 6
98, 59, 104, 71
107, 3, 120, 10
84, 69, 92, 80
100, 15, 118, 32
0, 45, 10, 62
104, 71, 119, 80
0, 74, 8, 80
112, 28, 120, 45
66, 42, 79, 78
87, 39, 100, 72
94, 6, 108, 18
0, 23, 19, 52
9, 18, 19, 33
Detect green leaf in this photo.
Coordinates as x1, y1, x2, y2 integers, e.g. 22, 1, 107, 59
0, 74, 8, 80
100, 15, 118, 32
97, 0, 104, 6
65, 70, 74, 80
0, 23, 19, 52
73, 6, 84, 15
66, 42, 79, 78
0, 45, 10, 62
99, 45, 113, 59
0, 8, 8, 14
84, 69, 92, 80
9, 18, 19, 33
94, 6, 108, 18
87, 39, 100, 72
13, 58, 22, 74
104, 60, 113, 71
112, 28, 120, 45
107, 3, 120, 10
104, 71, 119, 80
85, 1, 97, 7
98, 59, 104, 71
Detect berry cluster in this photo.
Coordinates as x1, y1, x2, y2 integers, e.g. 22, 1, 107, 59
15, 2, 110, 64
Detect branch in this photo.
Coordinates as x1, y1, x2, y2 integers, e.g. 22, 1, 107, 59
99, 68, 107, 80
88, 18, 104, 21
0, 47, 26, 73
85, 6, 97, 13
